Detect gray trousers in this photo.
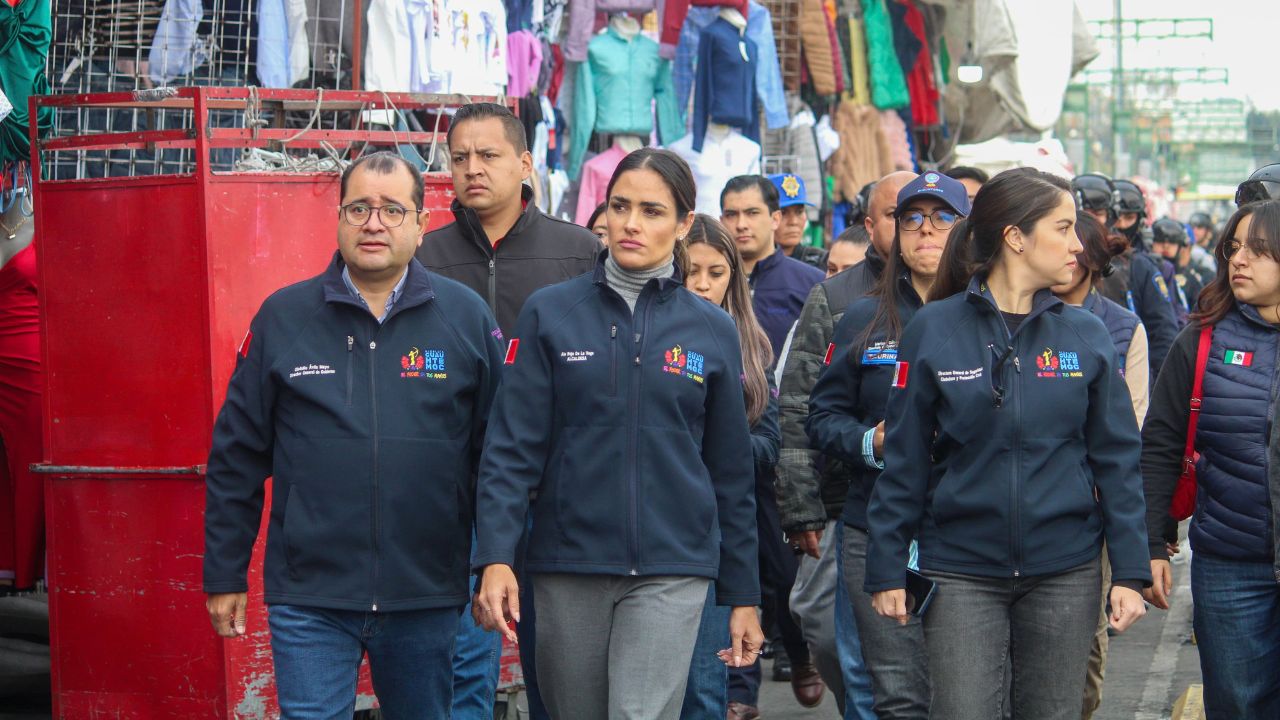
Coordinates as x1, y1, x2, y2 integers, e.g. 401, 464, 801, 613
788, 519, 846, 706
533, 573, 711, 720
843, 525, 931, 719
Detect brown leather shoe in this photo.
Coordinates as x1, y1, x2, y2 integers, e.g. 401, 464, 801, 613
726, 701, 761, 720
790, 661, 826, 708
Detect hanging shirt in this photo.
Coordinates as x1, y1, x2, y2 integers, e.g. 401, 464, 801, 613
672, 1, 787, 131
574, 143, 629, 226
568, 27, 682, 179
562, 0, 658, 62
667, 130, 761, 216
363, 0, 412, 91
691, 18, 759, 152
506, 29, 543, 98
256, 0, 309, 87
148, 0, 205, 83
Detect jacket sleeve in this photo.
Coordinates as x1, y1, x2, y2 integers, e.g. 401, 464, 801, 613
203, 311, 278, 593
660, 0, 691, 53
1132, 254, 1178, 379
704, 329, 761, 607
561, 0, 596, 62
691, 27, 713, 153
469, 309, 506, 476
1141, 324, 1199, 560
864, 315, 937, 593
1082, 323, 1152, 587
806, 320, 875, 467
654, 57, 683, 147
753, 7, 789, 130
1125, 323, 1150, 427
750, 373, 781, 469
568, 56, 596, 180
774, 283, 833, 533
473, 305, 555, 570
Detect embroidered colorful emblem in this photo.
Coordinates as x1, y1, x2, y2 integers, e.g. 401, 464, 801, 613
1224, 349, 1254, 367
664, 345, 706, 384
1035, 347, 1083, 378
401, 347, 447, 379
781, 175, 801, 198
923, 172, 940, 187
861, 341, 898, 366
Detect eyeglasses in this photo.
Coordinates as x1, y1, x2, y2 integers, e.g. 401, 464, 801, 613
340, 202, 416, 228
900, 209, 958, 232
1222, 237, 1273, 260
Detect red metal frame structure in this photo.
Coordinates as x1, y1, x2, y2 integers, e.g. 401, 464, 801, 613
29, 87, 518, 718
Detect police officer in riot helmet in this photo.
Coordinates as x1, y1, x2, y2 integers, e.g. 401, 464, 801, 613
1072, 173, 1119, 227
1112, 180, 1150, 248
1150, 217, 1208, 311
1235, 162, 1280, 207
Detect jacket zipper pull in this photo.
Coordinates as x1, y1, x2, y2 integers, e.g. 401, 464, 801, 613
347, 335, 354, 352
1013, 356, 1021, 373
611, 325, 618, 339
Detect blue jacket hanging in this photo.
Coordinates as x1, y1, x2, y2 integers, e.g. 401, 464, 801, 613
692, 17, 760, 152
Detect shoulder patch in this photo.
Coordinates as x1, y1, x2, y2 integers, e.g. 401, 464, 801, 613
892, 361, 910, 389
504, 339, 520, 365
238, 329, 253, 358
823, 343, 836, 366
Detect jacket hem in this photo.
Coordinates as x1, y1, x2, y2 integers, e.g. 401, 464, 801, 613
263, 591, 469, 612
919, 545, 1103, 579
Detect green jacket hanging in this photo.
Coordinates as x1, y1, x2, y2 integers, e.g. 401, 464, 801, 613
0, 0, 52, 168
861, 0, 909, 111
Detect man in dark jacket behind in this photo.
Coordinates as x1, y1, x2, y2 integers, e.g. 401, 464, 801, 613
415, 102, 599, 720
773, 170, 914, 716
203, 153, 505, 718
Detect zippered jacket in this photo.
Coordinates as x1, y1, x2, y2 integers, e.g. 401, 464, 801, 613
416, 185, 601, 336
806, 273, 922, 531
203, 254, 505, 611
473, 255, 761, 606
864, 277, 1151, 592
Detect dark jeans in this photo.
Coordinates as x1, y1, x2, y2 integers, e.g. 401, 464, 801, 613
267, 603, 460, 719
841, 525, 930, 719
681, 583, 730, 718
922, 560, 1101, 720
1191, 552, 1280, 719
451, 533, 502, 719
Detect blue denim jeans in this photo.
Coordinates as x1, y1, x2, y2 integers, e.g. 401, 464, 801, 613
1191, 552, 1280, 719
267, 603, 460, 719
451, 596, 502, 719
681, 583, 730, 718
834, 523, 878, 720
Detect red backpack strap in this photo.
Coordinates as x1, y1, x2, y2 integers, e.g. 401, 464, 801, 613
1183, 324, 1214, 474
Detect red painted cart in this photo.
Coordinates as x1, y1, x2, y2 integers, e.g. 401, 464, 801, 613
30, 87, 524, 718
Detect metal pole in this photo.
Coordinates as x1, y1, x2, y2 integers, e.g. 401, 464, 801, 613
1113, 0, 1124, 177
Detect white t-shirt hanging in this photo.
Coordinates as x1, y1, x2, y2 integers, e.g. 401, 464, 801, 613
667, 130, 762, 217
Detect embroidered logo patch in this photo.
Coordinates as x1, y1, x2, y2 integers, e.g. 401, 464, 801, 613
1035, 347, 1083, 378
781, 174, 801, 198
401, 347, 447, 379
1153, 274, 1171, 301
1224, 349, 1254, 367
861, 341, 898, 366
663, 345, 705, 384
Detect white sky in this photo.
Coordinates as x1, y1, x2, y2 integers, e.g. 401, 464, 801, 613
1075, 0, 1280, 111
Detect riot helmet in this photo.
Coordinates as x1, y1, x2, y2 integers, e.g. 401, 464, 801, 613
1235, 163, 1280, 207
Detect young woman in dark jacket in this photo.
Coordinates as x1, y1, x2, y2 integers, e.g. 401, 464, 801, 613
1142, 199, 1280, 719
679, 214, 780, 720
473, 149, 764, 720
865, 168, 1150, 720
806, 171, 972, 719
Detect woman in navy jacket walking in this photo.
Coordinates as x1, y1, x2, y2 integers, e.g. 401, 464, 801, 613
1142, 199, 1280, 719
865, 168, 1150, 720
473, 149, 764, 720
806, 171, 973, 719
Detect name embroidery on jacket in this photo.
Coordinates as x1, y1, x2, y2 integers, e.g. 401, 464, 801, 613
937, 367, 983, 383
861, 341, 898, 366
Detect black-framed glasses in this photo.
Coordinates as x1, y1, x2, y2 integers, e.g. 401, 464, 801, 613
340, 202, 415, 228
900, 209, 958, 232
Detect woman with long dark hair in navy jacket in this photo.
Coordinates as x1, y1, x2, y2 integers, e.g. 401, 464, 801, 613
806, 171, 973, 719
472, 148, 765, 720
1142, 200, 1280, 719
864, 168, 1151, 720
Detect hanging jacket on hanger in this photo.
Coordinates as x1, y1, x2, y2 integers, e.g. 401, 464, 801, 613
861, 0, 909, 110
0, 0, 49, 167
798, 0, 836, 95
672, 1, 787, 130
563, 0, 658, 62
691, 17, 759, 152
660, 0, 749, 55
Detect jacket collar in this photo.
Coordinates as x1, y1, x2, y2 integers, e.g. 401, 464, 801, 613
322, 251, 436, 319
964, 275, 1063, 327
591, 248, 686, 298
750, 245, 784, 281
895, 267, 924, 306
864, 242, 887, 278
450, 185, 538, 255
1238, 300, 1280, 331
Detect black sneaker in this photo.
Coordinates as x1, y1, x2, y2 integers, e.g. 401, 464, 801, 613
771, 654, 792, 682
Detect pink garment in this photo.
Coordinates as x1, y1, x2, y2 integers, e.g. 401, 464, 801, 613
507, 30, 544, 98
564, 0, 659, 62
575, 144, 629, 226
879, 110, 914, 170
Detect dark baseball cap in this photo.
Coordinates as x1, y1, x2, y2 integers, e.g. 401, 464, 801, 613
895, 171, 972, 218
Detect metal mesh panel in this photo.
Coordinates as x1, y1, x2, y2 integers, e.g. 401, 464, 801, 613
758, 0, 802, 92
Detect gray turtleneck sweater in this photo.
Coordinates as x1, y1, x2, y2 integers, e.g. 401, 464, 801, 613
604, 253, 674, 312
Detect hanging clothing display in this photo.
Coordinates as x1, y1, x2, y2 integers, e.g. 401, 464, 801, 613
0, 0, 50, 168
659, 0, 747, 56
829, 101, 891, 202
879, 108, 913, 169
667, 129, 761, 216
147, 0, 206, 83
672, 1, 787, 131
846, 14, 870, 105
798, 0, 837, 95
760, 93, 822, 220
574, 142, 629, 225
257, 0, 309, 87
691, 17, 758, 152
363, 0, 412, 91
0, 242, 42, 589
507, 29, 543, 97
896, 0, 939, 127
568, 26, 681, 179
861, 0, 908, 110
563, 0, 658, 62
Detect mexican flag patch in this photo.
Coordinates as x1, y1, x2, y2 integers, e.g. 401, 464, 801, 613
1224, 349, 1253, 367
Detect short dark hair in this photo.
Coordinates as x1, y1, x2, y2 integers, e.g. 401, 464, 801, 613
586, 202, 608, 229
447, 102, 528, 154
831, 225, 870, 247
721, 175, 780, 214
945, 166, 990, 184
341, 151, 424, 211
